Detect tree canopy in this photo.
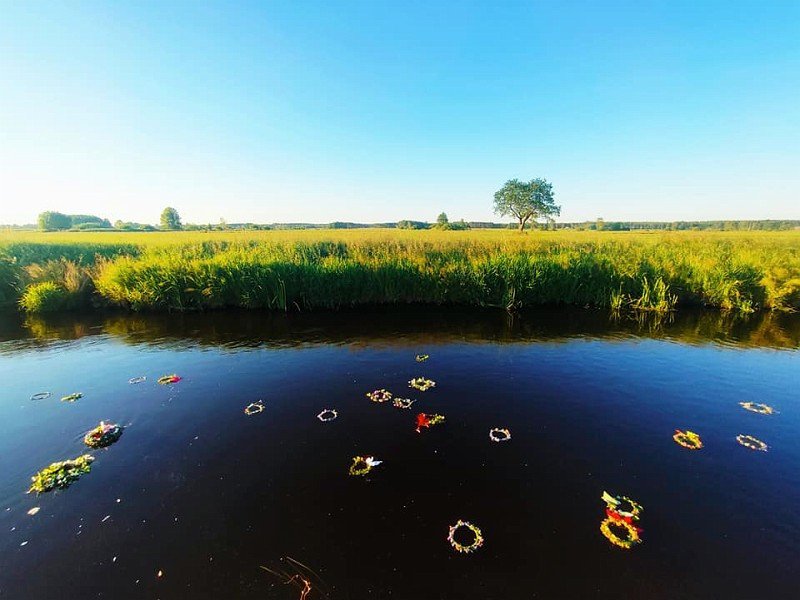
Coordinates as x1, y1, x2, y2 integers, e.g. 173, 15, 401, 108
493, 178, 560, 231
37, 211, 72, 231
160, 207, 182, 230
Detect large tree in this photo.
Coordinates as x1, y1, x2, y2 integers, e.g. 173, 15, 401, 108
37, 211, 72, 231
493, 178, 560, 231
160, 207, 182, 230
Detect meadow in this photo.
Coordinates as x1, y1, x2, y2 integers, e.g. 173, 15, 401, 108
1, 229, 799, 314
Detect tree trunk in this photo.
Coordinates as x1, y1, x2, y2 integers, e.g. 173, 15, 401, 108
518, 216, 529, 232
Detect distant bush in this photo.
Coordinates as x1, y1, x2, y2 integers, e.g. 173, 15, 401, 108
19, 282, 70, 313
396, 220, 429, 230
433, 219, 470, 231
72, 222, 112, 231
70, 215, 111, 228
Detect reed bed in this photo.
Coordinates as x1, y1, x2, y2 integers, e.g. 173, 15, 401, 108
1, 230, 799, 313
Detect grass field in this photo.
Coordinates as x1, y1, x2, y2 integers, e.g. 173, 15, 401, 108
1, 229, 799, 314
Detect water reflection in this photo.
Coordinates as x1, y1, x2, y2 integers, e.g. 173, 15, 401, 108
3, 307, 799, 353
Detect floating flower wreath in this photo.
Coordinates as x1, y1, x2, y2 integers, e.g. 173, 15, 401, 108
128, 376, 146, 385
393, 398, 415, 410
601, 491, 643, 521
317, 408, 338, 422
60, 393, 83, 403
83, 421, 124, 448
158, 374, 182, 385
736, 434, 768, 452
366, 389, 392, 403
29, 454, 95, 494
415, 412, 445, 433
244, 401, 265, 416
409, 377, 436, 392
489, 427, 511, 443
348, 455, 382, 477
30, 392, 51, 401
415, 354, 429, 362
447, 520, 484, 554
599, 516, 642, 550
739, 402, 775, 415
673, 429, 703, 450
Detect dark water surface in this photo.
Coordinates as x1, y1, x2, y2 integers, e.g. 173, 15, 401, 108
1, 308, 799, 599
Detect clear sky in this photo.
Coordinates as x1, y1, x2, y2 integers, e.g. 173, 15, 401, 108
1, 0, 798, 225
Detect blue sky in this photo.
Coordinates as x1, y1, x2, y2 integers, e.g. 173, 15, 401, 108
1, 0, 798, 225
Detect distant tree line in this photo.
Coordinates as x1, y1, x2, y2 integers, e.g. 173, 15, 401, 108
31, 208, 800, 233
553, 220, 800, 231
38, 212, 112, 231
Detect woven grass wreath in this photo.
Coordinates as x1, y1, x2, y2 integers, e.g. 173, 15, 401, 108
392, 398, 415, 410
673, 429, 703, 450
736, 434, 768, 452
83, 421, 123, 448
447, 520, 484, 554
409, 377, 436, 392
489, 427, 511, 443
739, 402, 775, 415
348, 455, 382, 476
600, 516, 642, 549
601, 491, 643, 521
29, 455, 95, 494
157, 374, 182, 385
415, 413, 445, 433
30, 392, 51, 401
366, 389, 392, 403
128, 376, 146, 384
317, 408, 338, 422
244, 401, 265, 416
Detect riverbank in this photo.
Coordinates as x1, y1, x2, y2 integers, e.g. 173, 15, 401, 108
1, 230, 799, 313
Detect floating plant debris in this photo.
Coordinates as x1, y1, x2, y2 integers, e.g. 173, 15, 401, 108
447, 520, 484, 554
739, 402, 775, 415
366, 389, 392, 403
60, 393, 83, 403
128, 376, 147, 384
599, 491, 644, 549
83, 421, 124, 448
29, 454, 95, 494
27, 507, 40, 516
673, 429, 703, 450
259, 556, 320, 600
244, 401, 265, 416
157, 374, 182, 385
30, 392, 51, 401
736, 434, 768, 452
415, 354, 429, 362
392, 398, 415, 409
489, 427, 511, 442
316, 408, 337, 422
409, 377, 435, 391
415, 412, 445, 433
348, 455, 382, 476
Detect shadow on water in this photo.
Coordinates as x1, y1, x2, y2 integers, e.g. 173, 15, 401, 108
1, 307, 799, 599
